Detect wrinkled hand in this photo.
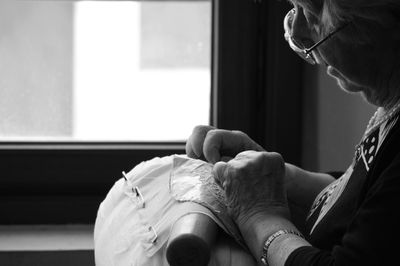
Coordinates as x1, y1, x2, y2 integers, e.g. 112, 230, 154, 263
213, 151, 289, 228
185, 125, 265, 164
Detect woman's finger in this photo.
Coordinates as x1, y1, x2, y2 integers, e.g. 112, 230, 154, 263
203, 130, 265, 164
203, 130, 243, 164
203, 129, 225, 163
185, 125, 215, 159
213, 161, 229, 188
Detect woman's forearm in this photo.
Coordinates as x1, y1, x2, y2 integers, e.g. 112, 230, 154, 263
284, 163, 335, 232
285, 163, 335, 210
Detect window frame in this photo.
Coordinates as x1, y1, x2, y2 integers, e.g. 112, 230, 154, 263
214, 0, 303, 163
0, 142, 185, 224
0, 0, 303, 224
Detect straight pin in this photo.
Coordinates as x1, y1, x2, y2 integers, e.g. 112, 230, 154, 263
148, 226, 158, 244
122, 171, 128, 181
134, 186, 145, 208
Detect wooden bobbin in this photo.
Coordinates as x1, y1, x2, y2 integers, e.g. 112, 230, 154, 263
166, 212, 218, 266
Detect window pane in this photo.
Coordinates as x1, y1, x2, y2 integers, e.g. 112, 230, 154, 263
0, 0, 211, 142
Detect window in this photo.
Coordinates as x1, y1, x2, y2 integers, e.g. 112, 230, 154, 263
1, 1, 211, 142
0, 0, 211, 224
0, 0, 302, 224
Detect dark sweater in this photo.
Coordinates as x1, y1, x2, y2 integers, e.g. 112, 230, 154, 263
286, 114, 400, 266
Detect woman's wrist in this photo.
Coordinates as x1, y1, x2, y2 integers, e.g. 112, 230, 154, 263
260, 229, 305, 265
238, 209, 294, 259
239, 211, 310, 266
265, 230, 311, 266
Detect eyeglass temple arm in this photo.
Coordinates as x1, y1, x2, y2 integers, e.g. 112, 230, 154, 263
305, 23, 349, 55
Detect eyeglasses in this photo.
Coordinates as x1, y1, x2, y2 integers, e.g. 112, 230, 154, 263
284, 8, 348, 65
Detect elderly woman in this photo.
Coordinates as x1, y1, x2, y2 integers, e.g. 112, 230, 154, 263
186, 0, 400, 265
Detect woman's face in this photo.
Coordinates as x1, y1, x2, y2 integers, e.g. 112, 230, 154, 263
289, 0, 397, 106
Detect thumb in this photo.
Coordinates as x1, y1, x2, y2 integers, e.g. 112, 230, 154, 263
213, 161, 228, 188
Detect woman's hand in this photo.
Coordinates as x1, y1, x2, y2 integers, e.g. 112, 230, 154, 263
213, 150, 290, 231
185, 125, 265, 164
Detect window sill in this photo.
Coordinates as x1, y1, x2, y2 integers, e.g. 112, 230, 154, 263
0, 224, 94, 251
0, 224, 95, 266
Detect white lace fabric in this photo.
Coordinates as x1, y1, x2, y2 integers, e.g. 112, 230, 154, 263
94, 154, 245, 266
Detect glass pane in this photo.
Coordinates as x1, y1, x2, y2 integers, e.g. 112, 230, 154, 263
0, 0, 211, 142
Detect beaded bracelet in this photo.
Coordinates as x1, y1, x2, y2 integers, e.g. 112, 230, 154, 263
260, 229, 304, 265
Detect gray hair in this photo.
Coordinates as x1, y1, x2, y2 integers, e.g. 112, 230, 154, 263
322, 0, 400, 43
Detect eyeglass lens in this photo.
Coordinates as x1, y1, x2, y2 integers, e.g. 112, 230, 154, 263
284, 9, 317, 65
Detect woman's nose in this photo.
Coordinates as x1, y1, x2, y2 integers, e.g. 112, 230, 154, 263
290, 9, 314, 48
